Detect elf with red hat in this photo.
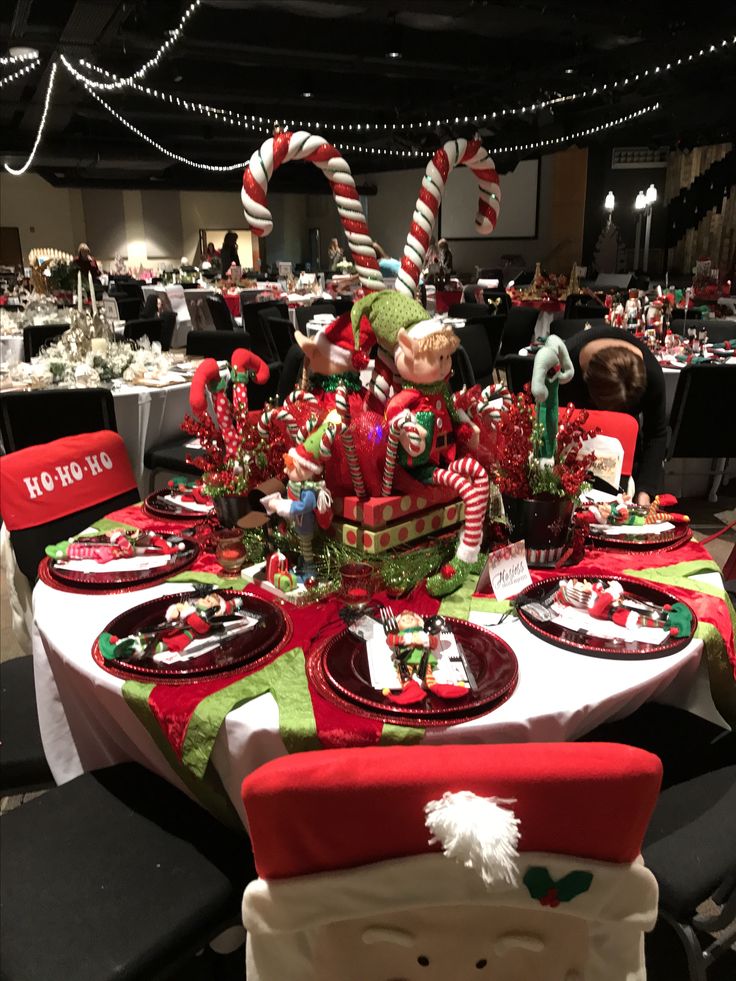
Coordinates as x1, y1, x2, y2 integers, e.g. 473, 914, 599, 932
242, 743, 662, 981
262, 412, 342, 577
294, 312, 375, 418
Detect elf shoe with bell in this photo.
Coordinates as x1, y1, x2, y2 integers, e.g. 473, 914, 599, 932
426, 557, 476, 598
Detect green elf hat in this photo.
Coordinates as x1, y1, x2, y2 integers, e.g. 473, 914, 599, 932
351, 290, 429, 353
287, 411, 342, 476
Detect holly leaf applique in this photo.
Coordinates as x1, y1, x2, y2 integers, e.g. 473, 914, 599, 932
523, 867, 593, 907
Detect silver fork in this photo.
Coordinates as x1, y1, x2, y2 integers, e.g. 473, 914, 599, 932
379, 607, 399, 635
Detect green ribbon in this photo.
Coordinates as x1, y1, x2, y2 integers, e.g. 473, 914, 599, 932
536, 376, 559, 460
623, 558, 736, 725
312, 372, 362, 393
167, 570, 250, 591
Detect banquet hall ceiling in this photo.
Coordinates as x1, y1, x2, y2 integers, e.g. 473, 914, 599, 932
1, 0, 734, 190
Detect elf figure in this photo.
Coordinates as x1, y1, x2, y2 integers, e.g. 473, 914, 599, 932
190, 348, 270, 458
357, 290, 489, 597
529, 335, 575, 463
624, 289, 642, 329
294, 312, 374, 417
262, 413, 342, 578
386, 610, 439, 668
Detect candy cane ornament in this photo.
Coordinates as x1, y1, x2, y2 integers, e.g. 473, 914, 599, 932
242, 131, 384, 293
397, 136, 500, 298
335, 384, 367, 498
382, 412, 424, 496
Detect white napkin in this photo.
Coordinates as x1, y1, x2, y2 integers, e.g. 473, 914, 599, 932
580, 489, 618, 505
56, 554, 172, 573
591, 522, 675, 536
550, 603, 670, 645
360, 618, 402, 690
167, 493, 212, 513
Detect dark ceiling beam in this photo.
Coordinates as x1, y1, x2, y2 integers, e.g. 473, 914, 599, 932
9, 0, 33, 38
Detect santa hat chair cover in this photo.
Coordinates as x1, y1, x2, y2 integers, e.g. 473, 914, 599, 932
242, 743, 661, 981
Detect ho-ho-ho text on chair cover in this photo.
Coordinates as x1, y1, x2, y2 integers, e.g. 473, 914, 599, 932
241, 742, 662, 981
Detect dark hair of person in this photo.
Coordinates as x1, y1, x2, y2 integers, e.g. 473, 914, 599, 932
222, 231, 238, 249
584, 347, 647, 411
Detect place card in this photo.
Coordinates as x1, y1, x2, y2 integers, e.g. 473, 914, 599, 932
476, 540, 532, 600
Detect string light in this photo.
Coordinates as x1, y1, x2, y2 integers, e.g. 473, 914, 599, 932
0, 57, 39, 88
77, 0, 202, 89
0, 51, 38, 66
67, 29, 734, 133
84, 86, 252, 171
4, 61, 58, 176
486, 103, 660, 155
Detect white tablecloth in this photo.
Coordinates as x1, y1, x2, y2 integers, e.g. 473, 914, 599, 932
30, 573, 725, 827
111, 380, 191, 489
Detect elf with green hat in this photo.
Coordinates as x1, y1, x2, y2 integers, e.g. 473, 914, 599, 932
351, 290, 489, 597
262, 411, 342, 578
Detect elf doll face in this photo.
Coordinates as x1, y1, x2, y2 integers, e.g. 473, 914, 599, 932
283, 452, 316, 484
394, 328, 456, 386
295, 331, 337, 376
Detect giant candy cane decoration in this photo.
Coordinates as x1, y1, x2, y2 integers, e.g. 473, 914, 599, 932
242, 131, 383, 293
397, 136, 500, 298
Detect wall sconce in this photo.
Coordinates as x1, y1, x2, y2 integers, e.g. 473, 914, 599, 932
604, 191, 615, 213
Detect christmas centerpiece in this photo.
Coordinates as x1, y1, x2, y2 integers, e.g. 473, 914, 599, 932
474, 336, 596, 566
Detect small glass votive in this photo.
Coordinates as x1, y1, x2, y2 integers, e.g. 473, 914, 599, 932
339, 561, 374, 608
215, 529, 247, 578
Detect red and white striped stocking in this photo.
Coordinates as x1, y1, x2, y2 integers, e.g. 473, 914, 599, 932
432, 456, 489, 563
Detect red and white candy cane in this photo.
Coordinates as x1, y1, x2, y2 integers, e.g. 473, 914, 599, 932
335, 384, 367, 498
477, 383, 512, 422
396, 135, 500, 298
242, 131, 384, 293
257, 405, 298, 440
382, 412, 424, 496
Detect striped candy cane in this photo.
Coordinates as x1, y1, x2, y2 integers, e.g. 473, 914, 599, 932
242, 131, 384, 293
477, 383, 512, 422
396, 136, 500, 298
335, 385, 367, 498
382, 412, 424, 496
257, 405, 300, 440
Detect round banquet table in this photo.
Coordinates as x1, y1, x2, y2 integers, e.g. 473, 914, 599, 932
31, 553, 725, 829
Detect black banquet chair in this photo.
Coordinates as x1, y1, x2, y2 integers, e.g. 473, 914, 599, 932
498, 305, 539, 357
670, 308, 703, 321
186, 331, 251, 361
0, 657, 54, 795
123, 317, 165, 346
277, 344, 306, 403
667, 365, 736, 463
703, 321, 736, 344
550, 319, 589, 341
205, 293, 236, 331
0, 388, 117, 453
0, 762, 255, 981
502, 353, 534, 394
448, 301, 491, 321
294, 302, 336, 332
23, 324, 67, 360
455, 321, 495, 389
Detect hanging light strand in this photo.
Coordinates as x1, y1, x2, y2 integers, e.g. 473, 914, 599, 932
81, 76, 661, 167
67, 30, 734, 132
0, 51, 39, 66
83, 85, 253, 171
0, 57, 40, 88
77, 0, 202, 90
4, 61, 58, 176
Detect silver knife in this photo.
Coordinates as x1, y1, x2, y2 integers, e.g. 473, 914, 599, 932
454, 640, 479, 693
167, 619, 259, 659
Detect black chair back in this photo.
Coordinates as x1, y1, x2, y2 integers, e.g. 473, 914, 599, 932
703, 322, 736, 344
141, 293, 160, 318
333, 297, 354, 316
550, 319, 589, 341
114, 295, 143, 322
498, 306, 539, 355
263, 314, 296, 362
481, 289, 511, 315
123, 318, 164, 346
503, 354, 534, 394
484, 315, 506, 370
463, 284, 482, 303
567, 302, 607, 320
476, 268, 504, 286
448, 302, 490, 321
0, 388, 118, 453
450, 345, 475, 392
240, 303, 281, 361
159, 310, 176, 351
294, 303, 336, 332
670, 308, 703, 321
277, 345, 306, 403
667, 365, 736, 459
205, 294, 235, 331
23, 324, 66, 361
455, 321, 494, 389
186, 331, 253, 360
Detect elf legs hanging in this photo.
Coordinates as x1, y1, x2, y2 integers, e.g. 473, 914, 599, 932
428, 457, 489, 596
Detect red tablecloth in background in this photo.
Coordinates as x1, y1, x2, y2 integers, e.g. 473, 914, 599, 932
435, 290, 462, 314
511, 298, 564, 314
222, 293, 241, 318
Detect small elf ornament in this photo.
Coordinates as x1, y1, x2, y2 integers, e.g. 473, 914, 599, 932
262, 412, 342, 578
46, 528, 134, 563
359, 290, 489, 597
383, 610, 470, 705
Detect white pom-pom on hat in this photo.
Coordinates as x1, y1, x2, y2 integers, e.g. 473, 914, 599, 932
425, 791, 520, 887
